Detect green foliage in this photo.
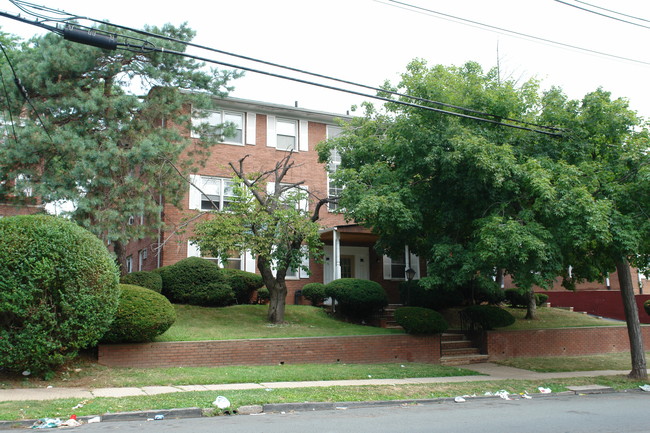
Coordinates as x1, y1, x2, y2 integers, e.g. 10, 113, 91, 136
256, 287, 270, 303
301, 283, 327, 306
644, 299, 650, 316
158, 257, 234, 307
326, 278, 388, 319
101, 284, 176, 343
399, 280, 463, 310
461, 305, 516, 330
504, 289, 549, 308
0, 215, 119, 375
394, 307, 449, 335
120, 271, 163, 293
220, 268, 264, 304
0, 24, 240, 266
191, 154, 324, 323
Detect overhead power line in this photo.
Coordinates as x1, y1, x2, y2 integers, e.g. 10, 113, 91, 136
0, 1, 562, 136
555, 0, 650, 30
567, 0, 650, 24
383, 0, 650, 66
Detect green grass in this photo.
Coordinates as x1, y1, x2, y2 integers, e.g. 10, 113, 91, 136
495, 352, 650, 372
502, 307, 624, 330
1, 362, 478, 389
1, 376, 646, 422
443, 306, 624, 330
156, 304, 403, 341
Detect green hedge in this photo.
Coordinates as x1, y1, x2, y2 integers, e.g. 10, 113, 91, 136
220, 268, 264, 304
394, 307, 449, 335
461, 305, 515, 330
399, 280, 464, 310
0, 215, 119, 375
157, 257, 234, 306
505, 289, 549, 308
302, 283, 327, 306
326, 278, 388, 319
120, 271, 163, 293
101, 284, 176, 343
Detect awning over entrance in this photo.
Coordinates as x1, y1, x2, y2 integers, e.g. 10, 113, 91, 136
319, 225, 378, 283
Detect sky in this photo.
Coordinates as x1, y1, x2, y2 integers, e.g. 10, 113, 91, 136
1, 0, 650, 119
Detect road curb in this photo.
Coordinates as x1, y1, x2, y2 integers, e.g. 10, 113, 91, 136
0, 388, 638, 429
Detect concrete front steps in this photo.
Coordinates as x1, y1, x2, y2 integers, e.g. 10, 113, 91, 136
378, 304, 404, 329
440, 331, 489, 366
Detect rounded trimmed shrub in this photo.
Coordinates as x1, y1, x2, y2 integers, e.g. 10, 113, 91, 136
505, 289, 549, 308
157, 257, 231, 306
0, 215, 119, 375
101, 284, 176, 343
302, 282, 327, 306
394, 307, 449, 335
187, 281, 235, 307
326, 278, 388, 320
644, 299, 650, 316
256, 287, 270, 304
220, 268, 264, 304
120, 271, 163, 293
461, 305, 515, 330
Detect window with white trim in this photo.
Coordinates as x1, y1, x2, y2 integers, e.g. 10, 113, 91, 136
383, 247, 420, 280
187, 240, 245, 270
189, 175, 235, 211
266, 182, 309, 213
326, 126, 343, 211
138, 249, 147, 271
191, 109, 244, 145
276, 118, 298, 151
125, 255, 133, 274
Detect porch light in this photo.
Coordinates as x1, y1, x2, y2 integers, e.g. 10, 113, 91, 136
405, 268, 416, 281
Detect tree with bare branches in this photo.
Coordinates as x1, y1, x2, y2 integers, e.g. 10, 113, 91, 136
191, 153, 330, 323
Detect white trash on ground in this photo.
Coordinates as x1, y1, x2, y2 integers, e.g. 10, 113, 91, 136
213, 396, 231, 409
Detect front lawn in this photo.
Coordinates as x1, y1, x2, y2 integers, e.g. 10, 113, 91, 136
156, 304, 403, 341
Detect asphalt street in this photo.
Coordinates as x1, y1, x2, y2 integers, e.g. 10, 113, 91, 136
64, 392, 650, 433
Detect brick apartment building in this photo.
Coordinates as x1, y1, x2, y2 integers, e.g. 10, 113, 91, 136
119, 96, 646, 304
123, 97, 422, 304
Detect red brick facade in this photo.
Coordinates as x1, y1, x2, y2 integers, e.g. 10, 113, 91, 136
484, 326, 650, 360
98, 334, 441, 368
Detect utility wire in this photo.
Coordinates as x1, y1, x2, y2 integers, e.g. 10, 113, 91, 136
4, 0, 561, 133
0, 40, 52, 142
570, 0, 650, 24
383, 0, 650, 66
555, 0, 650, 30
0, 47, 19, 144
0, 6, 561, 136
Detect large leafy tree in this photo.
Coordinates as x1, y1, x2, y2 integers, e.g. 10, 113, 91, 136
0, 24, 238, 267
192, 154, 329, 323
319, 60, 570, 319
320, 59, 648, 379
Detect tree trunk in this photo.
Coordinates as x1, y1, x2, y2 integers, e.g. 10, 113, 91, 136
267, 281, 288, 324
113, 240, 126, 275
524, 287, 537, 320
257, 256, 288, 324
615, 258, 648, 380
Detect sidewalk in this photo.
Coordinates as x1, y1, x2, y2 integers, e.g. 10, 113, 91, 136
0, 363, 631, 402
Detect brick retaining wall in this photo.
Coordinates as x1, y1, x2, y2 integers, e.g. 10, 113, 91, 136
485, 326, 650, 360
98, 334, 441, 368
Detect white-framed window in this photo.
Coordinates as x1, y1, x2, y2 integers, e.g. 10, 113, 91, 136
189, 175, 236, 211
276, 118, 297, 151
187, 240, 251, 271
125, 255, 133, 274
326, 125, 343, 211
272, 245, 309, 280
383, 246, 420, 280
266, 182, 309, 212
138, 249, 147, 271
15, 174, 33, 197
191, 109, 244, 145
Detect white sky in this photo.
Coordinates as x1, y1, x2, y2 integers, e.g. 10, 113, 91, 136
1, 0, 650, 119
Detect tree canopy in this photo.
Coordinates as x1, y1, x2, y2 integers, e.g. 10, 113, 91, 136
319, 59, 648, 378
0, 23, 239, 266
192, 154, 328, 323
